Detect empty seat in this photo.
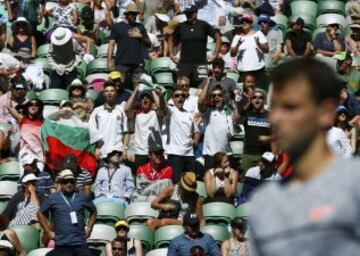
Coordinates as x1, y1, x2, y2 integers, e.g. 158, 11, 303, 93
0, 161, 20, 181
154, 72, 174, 87
0, 181, 18, 199
203, 202, 236, 225
316, 14, 346, 28
291, 1, 317, 17
38, 89, 68, 105
236, 203, 251, 218
28, 248, 53, 256
150, 57, 172, 75
128, 224, 154, 252
87, 224, 116, 244
36, 44, 50, 58
154, 225, 184, 248
26, 90, 38, 100
95, 201, 125, 224
125, 202, 159, 224
318, 0, 345, 16
200, 225, 230, 245
271, 14, 288, 32
146, 248, 168, 256
87, 59, 113, 75
10, 225, 40, 253
77, 61, 87, 81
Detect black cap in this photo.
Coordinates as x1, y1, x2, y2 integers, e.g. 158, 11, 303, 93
64, 154, 78, 171
292, 17, 305, 27
184, 5, 198, 14
183, 211, 200, 226
231, 217, 247, 231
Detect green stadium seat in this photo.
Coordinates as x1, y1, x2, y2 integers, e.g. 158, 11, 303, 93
125, 203, 159, 224
75, 2, 89, 12
290, 14, 316, 31
154, 72, 174, 87
77, 61, 87, 81
26, 90, 38, 100
196, 181, 207, 201
86, 89, 100, 102
28, 248, 53, 256
226, 72, 240, 83
146, 248, 168, 256
87, 224, 116, 244
203, 202, 236, 225
291, 1, 317, 17
230, 140, 244, 158
38, 89, 68, 105
150, 57, 172, 75
316, 14, 346, 28
95, 202, 125, 224
353, 56, 360, 68
128, 224, 154, 253
0, 161, 20, 181
97, 43, 116, 58
36, 44, 50, 58
311, 27, 326, 40
236, 203, 251, 218
10, 225, 40, 253
154, 225, 184, 248
144, 59, 151, 75
0, 200, 8, 213
271, 14, 288, 32
318, 0, 345, 16
87, 59, 113, 75
33, 58, 52, 77
0, 181, 18, 199
163, 86, 174, 102
237, 182, 244, 196
200, 225, 230, 245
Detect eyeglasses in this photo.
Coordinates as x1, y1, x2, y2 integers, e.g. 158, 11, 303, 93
71, 86, 83, 90
112, 247, 125, 251
61, 179, 75, 184
212, 93, 223, 98
174, 93, 186, 98
29, 102, 39, 107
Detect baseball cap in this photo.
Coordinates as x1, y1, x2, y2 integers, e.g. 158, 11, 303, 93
22, 173, 39, 184
109, 71, 122, 80
258, 14, 276, 27
336, 105, 348, 114
261, 152, 275, 163
64, 154, 78, 171
184, 5, 198, 14
231, 217, 247, 231
183, 211, 200, 226
59, 169, 75, 180
333, 51, 352, 62
291, 17, 305, 27
233, 16, 242, 27
124, 1, 139, 14
240, 14, 253, 24
114, 220, 130, 230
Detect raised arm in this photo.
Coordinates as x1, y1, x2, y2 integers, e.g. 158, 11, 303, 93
198, 77, 212, 111
152, 89, 167, 118
6, 92, 23, 123
124, 88, 139, 120
107, 39, 115, 71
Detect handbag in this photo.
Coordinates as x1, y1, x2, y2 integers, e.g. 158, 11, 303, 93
158, 199, 181, 219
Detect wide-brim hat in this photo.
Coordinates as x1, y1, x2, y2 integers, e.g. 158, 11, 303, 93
67, 78, 87, 93
12, 17, 32, 33
51, 27, 73, 46
155, 13, 170, 23
124, 1, 139, 14
180, 172, 197, 192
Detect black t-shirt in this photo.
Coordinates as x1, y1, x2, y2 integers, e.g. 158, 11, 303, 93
172, 19, 216, 64
243, 111, 271, 155
285, 30, 312, 56
110, 22, 148, 65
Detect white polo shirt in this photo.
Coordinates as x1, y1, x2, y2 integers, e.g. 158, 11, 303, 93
166, 105, 199, 156
202, 106, 234, 156
134, 110, 162, 155
89, 103, 128, 157
168, 95, 199, 116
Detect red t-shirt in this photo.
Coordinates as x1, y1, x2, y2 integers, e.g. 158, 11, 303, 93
136, 163, 173, 182
276, 151, 293, 178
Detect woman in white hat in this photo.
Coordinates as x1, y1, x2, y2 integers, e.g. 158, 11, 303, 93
345, 23, 360, 57
8, 17, 36, 59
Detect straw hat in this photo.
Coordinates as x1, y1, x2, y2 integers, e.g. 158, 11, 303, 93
180, 172, 197, 192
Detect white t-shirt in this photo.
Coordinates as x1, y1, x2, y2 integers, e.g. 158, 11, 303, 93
231, 31, 267, 72
245, 166, 281, 181
134, 110, 162, 155
202, 107, 234, 156
166, 105, 199, 156
327, 127, 353, 159
89, 104, 128, 157
168, 95, 199, 116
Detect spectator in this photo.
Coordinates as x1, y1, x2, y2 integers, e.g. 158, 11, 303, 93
94, 149, 135, 206
147, 172, 205, 229
3, 173, 41, 225
242, 152, 280, 200
108, 237, 128, 256
239, 89, 271, 172
221, 217, 250, 256
198, 58, 237, 102
327, 126, 353, 159
198, 79, 237, 170
94, 71, 131, 107
345, 23, 360, 57
132, 145, 173, 202
0, 84, 27, 125
20, 158, 55, 197
258, 14, 283, 66
169, 5, 221, 87
67, 79, 87, 101
219, 36, 235, 71
105, 220, 142, 256
6, 96, 45, 171
167, 211, 220, 256
338, 81, 360, 119
47, 27, 84, 89
230, 14, 269, 91
37, 169, 96, 255
93, 0, 112, 29
8, 17, 36, 58
166, 89, 201, 183
107, 2, 151, 81
249, 58, 359, 256
237, 73, 256, 113
78, 6, 101, 46
89, 80, 130, 159
125, 86, 166, 169
145, 13, 170, 35
47, 0, 77, 31
168, 76, 199, 116
61, 153, 92, 198
203, 152, 238, 204
0, 214, 25, 256
285, 17, 312, 58
334, 51, 360, 97
0, 14, 7, 50
334, 106, 356, 154
313, 23, 345, 57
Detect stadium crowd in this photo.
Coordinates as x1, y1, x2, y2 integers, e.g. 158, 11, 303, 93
0, 0, 359, 255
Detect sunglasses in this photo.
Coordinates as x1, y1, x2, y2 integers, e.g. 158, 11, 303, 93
15, 87, 25, 91
29, 102, 39, 107
212, 93, 223, 98
61, 179, 75, 184
180, 83, 189, 87
127, 12, 138, 16
72, 86, 83, 90
112, 247, 125, 251
115, 226, 129, 232
253, 95, 264, 100
174, 93, 186, 98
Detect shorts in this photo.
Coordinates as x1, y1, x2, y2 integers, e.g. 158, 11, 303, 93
178, 62, 208, 87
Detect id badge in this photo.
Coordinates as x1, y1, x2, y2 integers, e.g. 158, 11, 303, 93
70, 211, 78, 224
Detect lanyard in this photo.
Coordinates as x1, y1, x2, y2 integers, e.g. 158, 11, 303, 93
61, 193, 76, 210
107, 167, 118, 192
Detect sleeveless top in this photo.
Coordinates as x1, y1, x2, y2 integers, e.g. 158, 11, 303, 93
170, 184, 197, 219
228, 238, 251, 256
12, 36, 32, 52
127, 238, 135, 256
204, 169, 234, 204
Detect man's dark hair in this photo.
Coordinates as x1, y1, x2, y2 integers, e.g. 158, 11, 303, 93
103, 80, 117, 90
212, 58, 225, 69
270, 58, 341, 103
212, 84, 224, 94
112, 236, 127, 246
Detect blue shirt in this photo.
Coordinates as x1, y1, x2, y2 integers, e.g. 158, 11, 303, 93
39, 191, 96, 246
313, 32, 345, 52
168, 232, 221, 256
18, 171, 55, 197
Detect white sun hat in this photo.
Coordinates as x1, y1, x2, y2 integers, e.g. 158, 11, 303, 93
51, 27, 72, 46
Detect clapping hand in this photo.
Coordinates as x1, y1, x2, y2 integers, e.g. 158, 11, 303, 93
128, 28, 143, 39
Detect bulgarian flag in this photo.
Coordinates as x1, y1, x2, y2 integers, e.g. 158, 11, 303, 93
41, 112, 98, 177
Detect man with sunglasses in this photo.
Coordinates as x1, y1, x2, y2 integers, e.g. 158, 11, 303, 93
198, 78, 238, 170
166, 88, 201, 183
37, 169, 96, 256
107, 1, 151, 83
110, 237, 128, 256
